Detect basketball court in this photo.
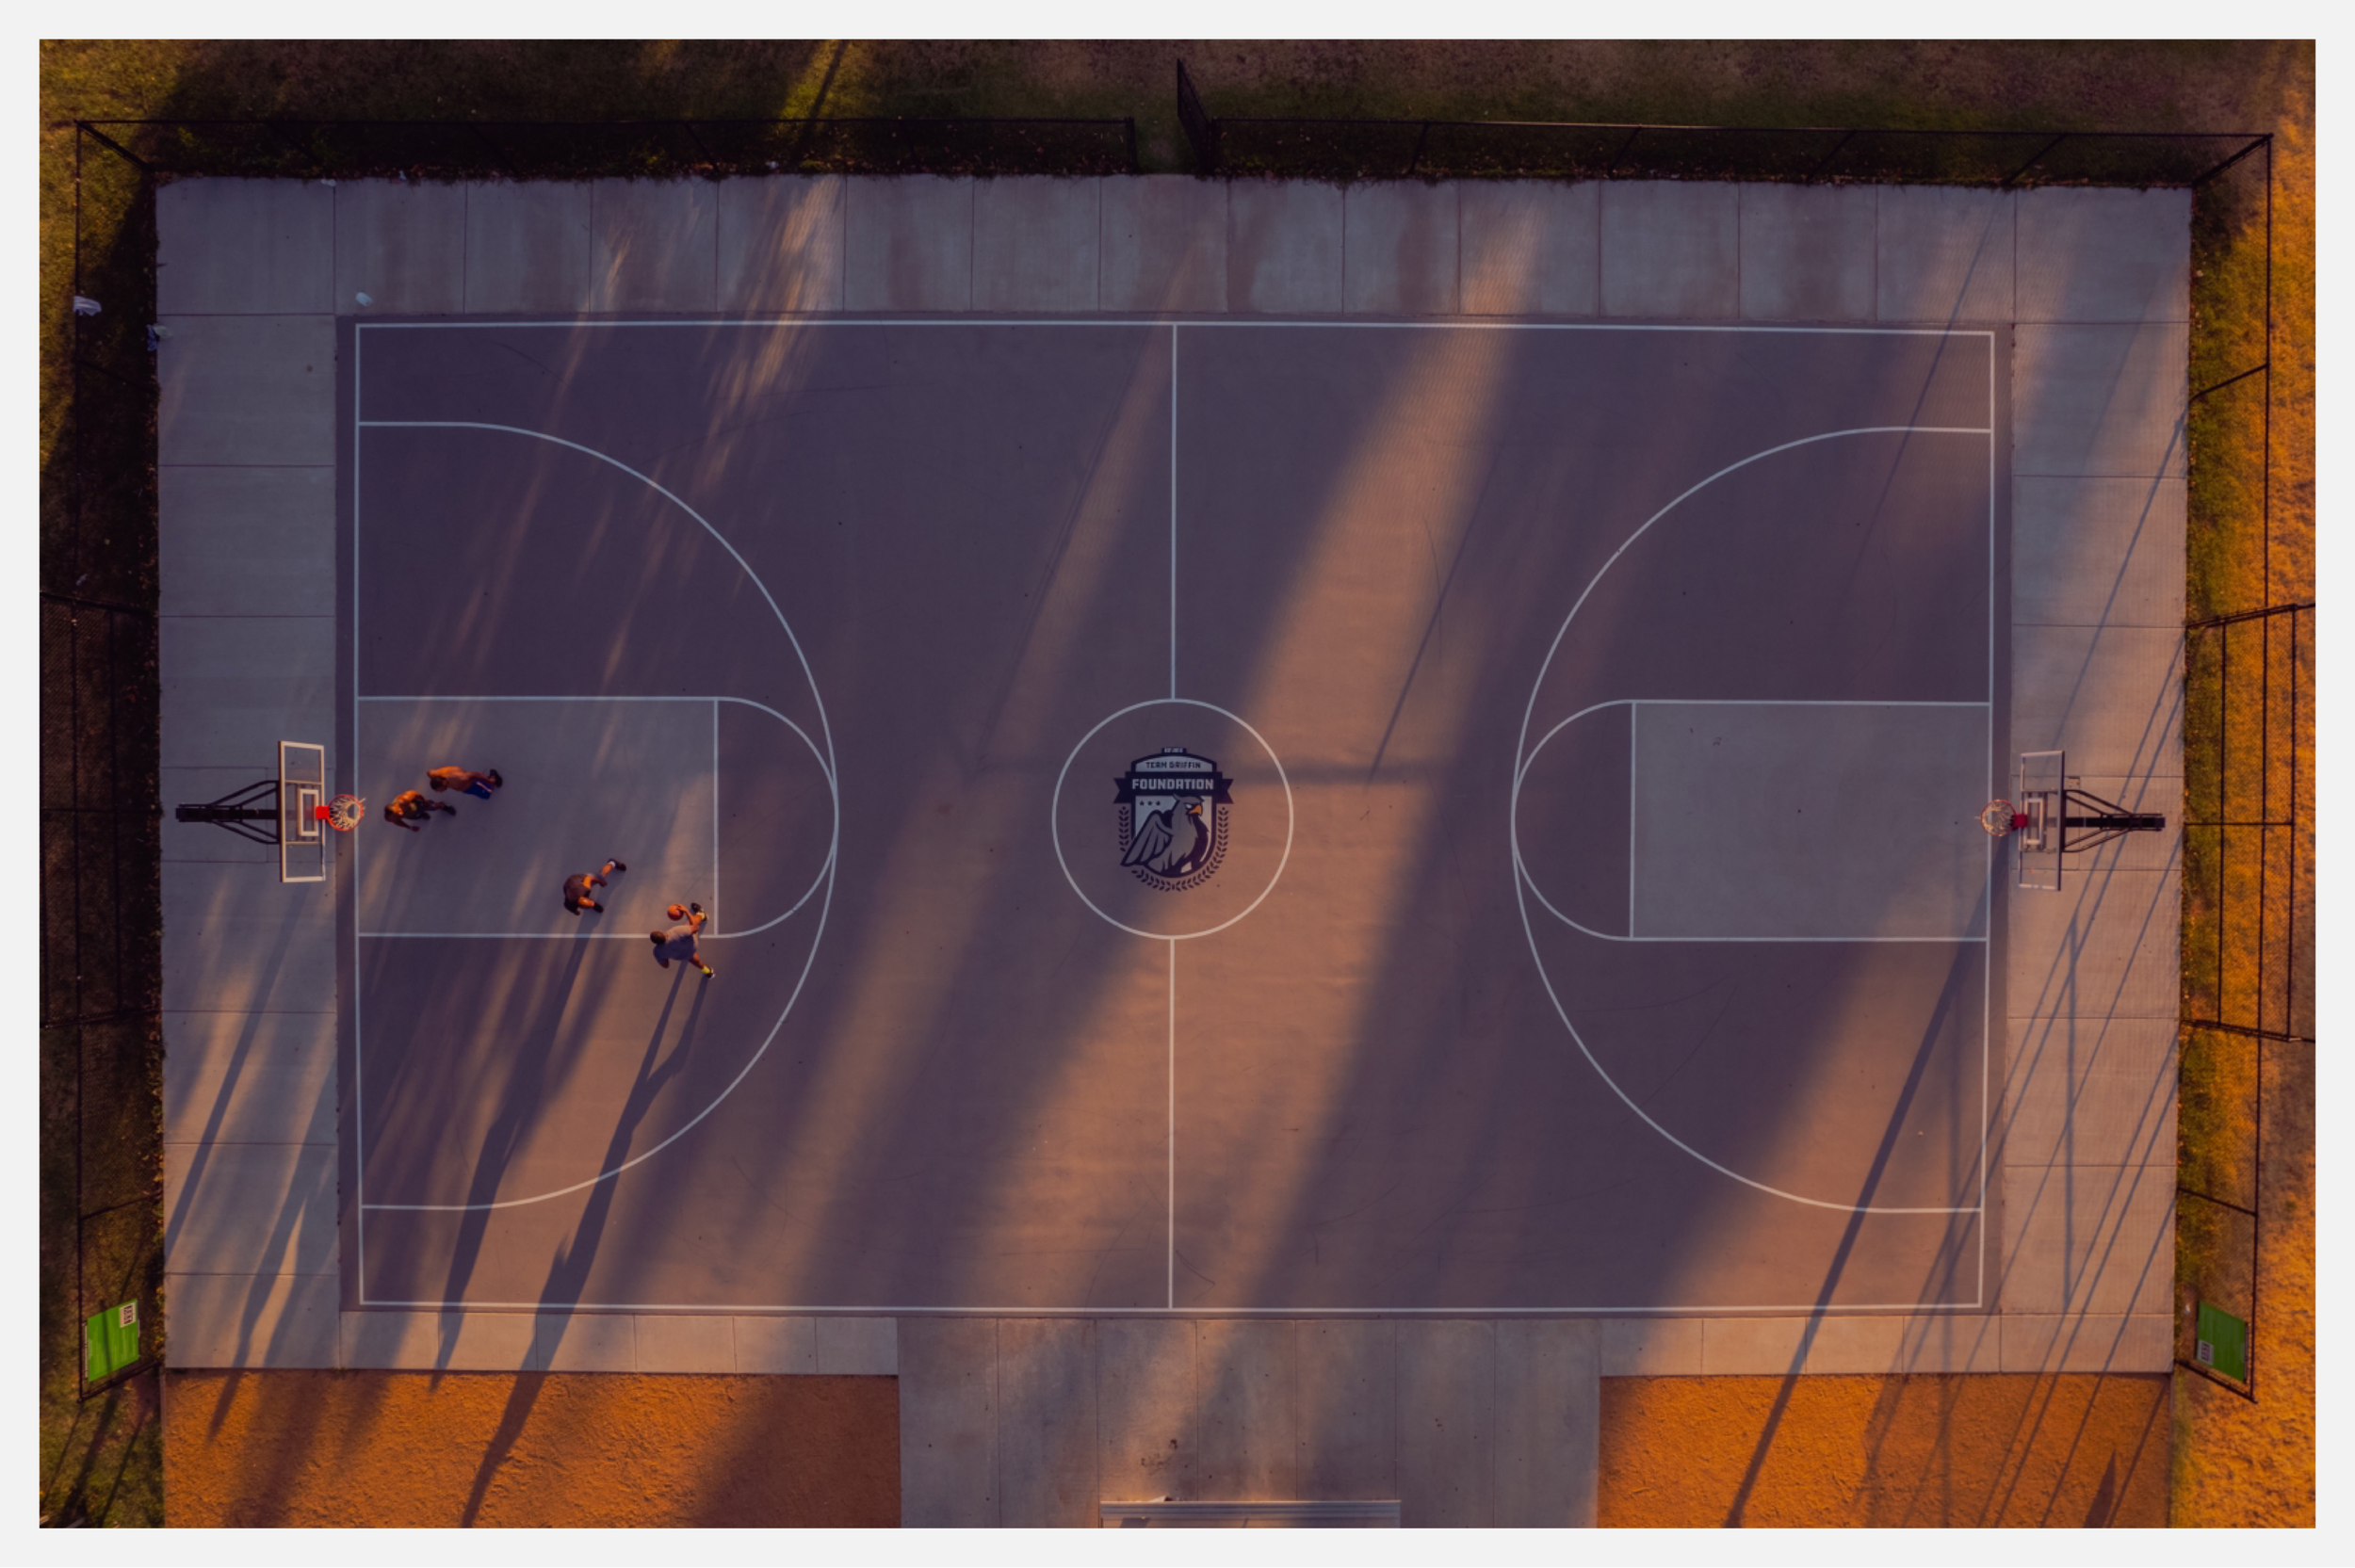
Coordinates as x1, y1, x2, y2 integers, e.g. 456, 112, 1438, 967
337, 314, 2008, 1315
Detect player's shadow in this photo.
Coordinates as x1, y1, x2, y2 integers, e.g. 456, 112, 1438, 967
1719, 931, 1981, 1527
434, 926, 600, 1317
457, 971, 708, 1526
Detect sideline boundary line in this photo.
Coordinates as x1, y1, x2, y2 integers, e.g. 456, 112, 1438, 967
349, 1298, 1992, 1315
361, 318, 2001, 339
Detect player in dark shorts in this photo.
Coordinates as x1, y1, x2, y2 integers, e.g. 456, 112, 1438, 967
382, 789, 452, 832
428, 766, 503, 800
649, 902, 714, 977
563, 858, 626, 914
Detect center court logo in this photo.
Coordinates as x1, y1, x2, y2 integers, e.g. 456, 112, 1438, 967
1114, 748, 1232, 892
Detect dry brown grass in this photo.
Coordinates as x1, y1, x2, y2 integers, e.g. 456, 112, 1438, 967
163, 1370, 900, 1527
1600, 1373, 2171, 1527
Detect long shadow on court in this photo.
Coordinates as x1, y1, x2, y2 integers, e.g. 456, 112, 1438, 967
1720, 929, 1982, 1524
458, 971, 709, 1524
434, 926, 603, 1324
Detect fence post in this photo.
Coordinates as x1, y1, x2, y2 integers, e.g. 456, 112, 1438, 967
74, 121, 153, 174
465, 121, 512, 178
2001, 131, 2069, 186
1405, 121, 1432, 178
263, 119, 326, 175
1603, 125, 1645, 179
1805, 128, 1856, 184
1176, 60, 1218, 174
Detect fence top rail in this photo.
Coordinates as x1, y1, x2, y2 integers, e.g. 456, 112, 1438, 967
77, 115, 1137, 130
77, 114, 1145, 178
2191, 601, 2315, 630
1205, 118, 2269, 141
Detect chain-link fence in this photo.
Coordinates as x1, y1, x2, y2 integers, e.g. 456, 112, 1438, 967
2176, 594, 2311, 1401
1172, 79, 2266, 189
78, 114, 1140, 183
44, 124, 166, 1411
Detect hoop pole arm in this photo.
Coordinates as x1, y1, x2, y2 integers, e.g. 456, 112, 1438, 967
172, 778, 281, 845
2056, 784, 2166, 854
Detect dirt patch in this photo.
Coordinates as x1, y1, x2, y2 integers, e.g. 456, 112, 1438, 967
162, 1370, 899, 1527
1600, 1374, 2169, 1527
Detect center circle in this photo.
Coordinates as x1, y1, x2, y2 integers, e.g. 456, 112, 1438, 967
1051, 697, 1294, 941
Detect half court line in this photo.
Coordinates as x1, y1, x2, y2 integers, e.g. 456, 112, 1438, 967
1169, 323, 1178, 701
352, 321, 368, 1299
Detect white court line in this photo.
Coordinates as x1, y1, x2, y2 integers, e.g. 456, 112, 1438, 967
1519, 697, 1994, 944
363, 318, 1999, 341
1167, 938, 1177, 1313
349, 329, 1997, 1304
1165, 329, 1178, 1306
357, 1298, 1989, 1315
359, 693, 832, 786
353, 420, 839, 1231
712, 698, 720, 925
353, 321, 367, 1298
351, 695, 834, 939
1627, 701, 1636, 937
1169, 323, 1178, 701
1511, 423, 1995, 1216
1981, 331, 1997, 1307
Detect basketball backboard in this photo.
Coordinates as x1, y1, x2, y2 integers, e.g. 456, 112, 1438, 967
279, 741, 327, 883
2016, 749, 2065, 892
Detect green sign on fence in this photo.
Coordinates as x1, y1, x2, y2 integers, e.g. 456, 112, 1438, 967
2194, 1301, 2249, 1383
84, 1301, 139, 1382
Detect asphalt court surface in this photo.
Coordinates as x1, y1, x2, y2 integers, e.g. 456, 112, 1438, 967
341, 316, 2006, 1312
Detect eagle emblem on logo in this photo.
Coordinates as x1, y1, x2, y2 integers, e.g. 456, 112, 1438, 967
1115, 748, 1232, 892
